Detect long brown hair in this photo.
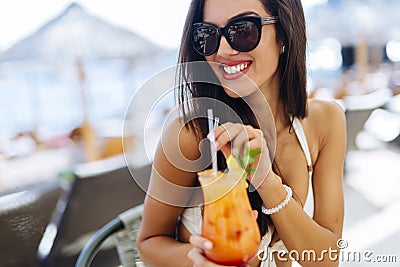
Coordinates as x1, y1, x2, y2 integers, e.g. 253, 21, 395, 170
176, 0, 307, 236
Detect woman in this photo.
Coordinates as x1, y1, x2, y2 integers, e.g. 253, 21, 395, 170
137, 0, 345, 266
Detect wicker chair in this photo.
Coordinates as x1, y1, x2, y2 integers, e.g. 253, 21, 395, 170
75, 204, 146, 267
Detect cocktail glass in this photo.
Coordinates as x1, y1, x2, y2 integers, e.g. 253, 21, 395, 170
198, 155, 261, 266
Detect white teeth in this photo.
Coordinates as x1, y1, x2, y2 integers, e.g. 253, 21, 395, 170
223, 63, 249, 74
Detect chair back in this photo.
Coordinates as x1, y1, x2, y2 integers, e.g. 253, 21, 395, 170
0, 181, 63, 267
39, 155, 150, 267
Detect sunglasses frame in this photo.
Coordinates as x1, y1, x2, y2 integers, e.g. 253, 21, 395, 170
192, 16, 279, 56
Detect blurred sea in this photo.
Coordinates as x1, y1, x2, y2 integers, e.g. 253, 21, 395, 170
0, 50, 177, 141
0, 3, 177, 142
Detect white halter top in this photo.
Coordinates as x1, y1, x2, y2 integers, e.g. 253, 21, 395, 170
181, 117, 314, 267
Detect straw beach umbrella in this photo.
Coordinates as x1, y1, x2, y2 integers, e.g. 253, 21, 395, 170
0, 3, 162, 63
0, 3, 163, 161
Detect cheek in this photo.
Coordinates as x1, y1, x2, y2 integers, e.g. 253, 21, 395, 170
257, 29, 281, 61
257, 41, 280, 62
253, 42, 280, 74
205, 56, 220, 76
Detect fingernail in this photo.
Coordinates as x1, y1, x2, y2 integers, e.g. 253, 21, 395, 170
187, 250, 192, 259
204, 241, 213, 249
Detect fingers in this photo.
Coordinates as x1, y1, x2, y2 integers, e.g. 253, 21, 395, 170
189, 234, 213, 250
212, 123, 263, 157
213, 122, 242, 153
188, 246, 236, 267
188, 235, 250, 267
188, 235, 225, 267
246, 131, 264, 151
187, 247, 209, 267
209, 122, 272, 190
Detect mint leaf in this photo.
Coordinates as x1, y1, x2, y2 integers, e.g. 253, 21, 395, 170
247, 168, 256, 173
237, 146, 261, 175
249, 149, 261, 157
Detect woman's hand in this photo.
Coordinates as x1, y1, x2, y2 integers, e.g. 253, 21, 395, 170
212, 122, 273, 190
188, 235, 236, 267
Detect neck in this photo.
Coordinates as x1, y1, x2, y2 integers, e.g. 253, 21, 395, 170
243, 91, 287, 139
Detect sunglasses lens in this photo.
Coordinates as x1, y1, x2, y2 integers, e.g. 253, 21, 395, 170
192, 23, 219, 56
192, 17, 262, 56
227, 20, 259, 52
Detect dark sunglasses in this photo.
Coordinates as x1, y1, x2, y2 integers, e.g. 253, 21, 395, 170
192, 16, 278, 56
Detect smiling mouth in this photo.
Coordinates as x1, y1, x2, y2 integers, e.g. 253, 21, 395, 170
222, 62, 250, 74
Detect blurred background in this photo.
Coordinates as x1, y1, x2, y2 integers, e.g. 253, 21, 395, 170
0, 0, 399, 266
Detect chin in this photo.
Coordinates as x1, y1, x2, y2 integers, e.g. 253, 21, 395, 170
223, 87, 241, 98
223, 86, 254, 98
217, 73, 259, 99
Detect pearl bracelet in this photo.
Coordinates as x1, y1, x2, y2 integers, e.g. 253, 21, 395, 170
261, 185, 292, 215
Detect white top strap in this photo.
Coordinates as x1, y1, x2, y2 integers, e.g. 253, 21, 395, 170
292, 117, 313, 177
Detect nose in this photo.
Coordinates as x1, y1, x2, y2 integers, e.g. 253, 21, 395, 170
216, 35, 239, 57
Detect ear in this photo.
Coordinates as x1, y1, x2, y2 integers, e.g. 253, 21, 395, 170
278, 39, 287, 54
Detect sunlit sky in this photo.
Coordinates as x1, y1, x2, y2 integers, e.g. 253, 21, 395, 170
0, 0, 326, 51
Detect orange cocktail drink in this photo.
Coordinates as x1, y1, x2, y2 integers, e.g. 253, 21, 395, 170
198, 155, 261, 265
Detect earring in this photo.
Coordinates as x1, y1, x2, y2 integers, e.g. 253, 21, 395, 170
282, 45, 286, 53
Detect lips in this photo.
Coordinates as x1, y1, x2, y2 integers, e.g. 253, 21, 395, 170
220, 61, 252, 80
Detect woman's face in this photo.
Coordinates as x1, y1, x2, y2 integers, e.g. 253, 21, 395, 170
203, 0, 282, 98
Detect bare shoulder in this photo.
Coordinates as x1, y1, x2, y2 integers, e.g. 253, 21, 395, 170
160, 117, 202, 161
307, 98, 345, 122
307, 98, 346, 139
152, 117, 203, 187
